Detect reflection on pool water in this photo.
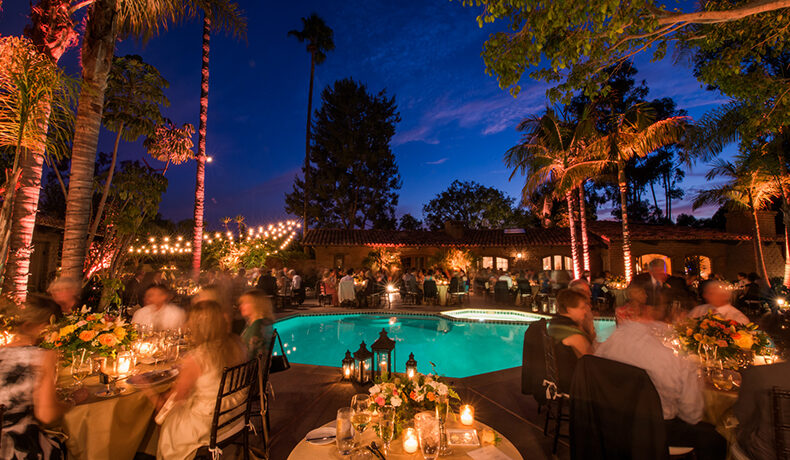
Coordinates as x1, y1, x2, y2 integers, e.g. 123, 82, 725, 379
274, 312, 615, 378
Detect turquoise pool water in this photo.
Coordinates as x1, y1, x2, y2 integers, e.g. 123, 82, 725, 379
274, 312, 615, 378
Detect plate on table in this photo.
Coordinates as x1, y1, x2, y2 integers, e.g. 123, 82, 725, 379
127, 368, 179, 388
305, 426, 336, 445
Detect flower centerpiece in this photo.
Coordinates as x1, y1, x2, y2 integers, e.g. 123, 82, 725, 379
40, 311, 138, 363
674, 311, 771, 363
605, 275, 627, 290
368, 372, 460, 436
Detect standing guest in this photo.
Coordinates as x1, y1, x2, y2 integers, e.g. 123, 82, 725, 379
615, 285, 648, 324
321, 269, 339, 306
630, 259, 690, 306
238, 290, 275, 359
0, 297, 67, 459
155, 301, 247, 459
132, 285, 187, 332
140, 270, 166, 292
47, 277, 82, 317
596, 303, 726, 460
124, 267, 146, 306
256, 268, 278, 296
689, 280, 749, 324
290, 269, 305, 305
338, 269, 357, 305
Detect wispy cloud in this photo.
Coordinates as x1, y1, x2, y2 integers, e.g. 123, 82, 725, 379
426, 157, 448, 165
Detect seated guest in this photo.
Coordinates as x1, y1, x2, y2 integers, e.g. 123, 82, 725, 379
132, 285, 186, 332
256, 268, 278, 296
238, 289, 275, 358
423, 272, 438, 302
596, 303, 726, 460
498, 270, 514, 289
47, 276, 82, 317
155, 300, 247, 459
734, 361, 790, 460
405, 268, 423, 303
615, 285, 647, 324
0, 297, 66, 459
338, 269, 356, 304
689, 280, 749, 324
539, 272, 552, 294
548, 289, 596, 358
735, 272, 748, 289
568, 278, 592, 300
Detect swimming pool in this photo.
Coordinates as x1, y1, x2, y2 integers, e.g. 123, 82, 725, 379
274, 311, 615, 378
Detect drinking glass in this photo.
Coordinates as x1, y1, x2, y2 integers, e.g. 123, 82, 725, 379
350, 394, 371, 442
377, 405, 395, 452
96, 356, 123, 397
70, 349, 92, 389
415, 412, 440, 460
336, 407, 355, 455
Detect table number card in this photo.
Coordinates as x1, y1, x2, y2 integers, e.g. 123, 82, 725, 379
467, 445, 513, 460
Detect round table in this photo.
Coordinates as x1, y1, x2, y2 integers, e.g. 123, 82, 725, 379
54, 363, 173, 460
288, 419, 523, 459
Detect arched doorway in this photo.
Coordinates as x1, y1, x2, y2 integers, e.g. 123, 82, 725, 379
636, 254, 672, 274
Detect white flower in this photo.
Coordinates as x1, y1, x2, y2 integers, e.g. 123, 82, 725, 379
369, 384, 381, 395
437, 383, 449, 396
390, 396, 402, 407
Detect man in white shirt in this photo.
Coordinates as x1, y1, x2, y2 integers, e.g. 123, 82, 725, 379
338, 269, 356, 304
498, 271, 513, 289
689, 280, 749, 324
132, 285, 186, 332
595, 304, 726, 460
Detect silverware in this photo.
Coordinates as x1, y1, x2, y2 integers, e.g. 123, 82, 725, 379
306, 435, 336, 442
369, 442, 386, 459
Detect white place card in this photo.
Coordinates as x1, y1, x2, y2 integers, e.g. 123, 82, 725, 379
467, 445, 512, 460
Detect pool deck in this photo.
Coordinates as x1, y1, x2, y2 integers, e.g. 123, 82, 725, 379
268, 294, 570, 459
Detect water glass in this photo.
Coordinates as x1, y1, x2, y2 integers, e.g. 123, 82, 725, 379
415, 412, 440, 460
336, 407, 355, 455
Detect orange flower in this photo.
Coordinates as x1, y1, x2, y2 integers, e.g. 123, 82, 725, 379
96, 333, 118, 347
716, 340, 728, 348
685, 328, 693, 336
427, 392, 435, 402
79, 330, 98, 342
46, 332, 59, 343
410, 391, 418, 400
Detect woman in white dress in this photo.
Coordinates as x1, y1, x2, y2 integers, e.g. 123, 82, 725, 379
155, 300, 246, 460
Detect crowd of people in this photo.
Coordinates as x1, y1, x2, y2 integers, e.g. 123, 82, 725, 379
0, 270, 277, 459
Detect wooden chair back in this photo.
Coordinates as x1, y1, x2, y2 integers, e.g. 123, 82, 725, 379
774, 386, 790, 460
208, 357, 259, 449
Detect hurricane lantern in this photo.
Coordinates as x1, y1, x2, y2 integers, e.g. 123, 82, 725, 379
405, 352, 418, 379
341, 350, 354, 381
371, 328, 396, 380
353, 341, 373, 385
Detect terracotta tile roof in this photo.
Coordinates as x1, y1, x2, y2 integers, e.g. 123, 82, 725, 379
303, 228, 590, 247
587, 220, 759, 242
35, 214, 65, 229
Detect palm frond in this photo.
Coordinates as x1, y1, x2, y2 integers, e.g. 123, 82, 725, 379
685, 101, 745, 164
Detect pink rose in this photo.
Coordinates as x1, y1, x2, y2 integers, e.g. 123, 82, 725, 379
375, 396, 386, 406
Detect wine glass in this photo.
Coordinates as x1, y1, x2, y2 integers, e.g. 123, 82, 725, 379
96, 357, 123, 397
70, 349, 92, 389
350, 394, 371, 443
378, 404, 395, 453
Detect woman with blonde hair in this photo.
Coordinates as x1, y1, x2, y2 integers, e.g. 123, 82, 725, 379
238, 289, 275, 358
155, 300, 246, 460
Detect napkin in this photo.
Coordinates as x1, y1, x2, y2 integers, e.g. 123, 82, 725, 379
467, 445, 512, 460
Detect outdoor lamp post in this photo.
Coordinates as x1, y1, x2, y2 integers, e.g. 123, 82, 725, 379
371, 328, 396, 380
342, 350, 354, 381
405, 352, 418, 379
353, 341, 373, 385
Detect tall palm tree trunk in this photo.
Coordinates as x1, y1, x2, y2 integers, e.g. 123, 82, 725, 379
60, 0, 120, 281
750, 205, 771, 285
192, 14, 211, 279
85, 124, 122, 254
565, 190, 580, 279
617, 165, 634, 283
784, 223, 790, 289
578, 184, 590, 273
303, 53, 315, 231
0, 148, 24, 280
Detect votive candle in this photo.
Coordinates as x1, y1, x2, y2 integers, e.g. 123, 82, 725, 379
403, 428, 419, 453
116, 352, 133, 376
460, 405, 475, 426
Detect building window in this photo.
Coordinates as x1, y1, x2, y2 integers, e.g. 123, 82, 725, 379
495, 257, 509, 271
333, 254, 345, 269
542, 255, 574, 271
482, 256, 494, 269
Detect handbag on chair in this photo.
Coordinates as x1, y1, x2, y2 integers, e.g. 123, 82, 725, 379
269, 330, 290, 373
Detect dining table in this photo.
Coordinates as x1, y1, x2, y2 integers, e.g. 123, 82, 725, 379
288, 418, 523, 459
53, 361, 175, 460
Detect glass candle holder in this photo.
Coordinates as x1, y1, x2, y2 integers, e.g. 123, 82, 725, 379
460, 405, 475, 426
402, 427, 419, 454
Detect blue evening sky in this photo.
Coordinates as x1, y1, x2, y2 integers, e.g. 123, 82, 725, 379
0, 0, 730, 228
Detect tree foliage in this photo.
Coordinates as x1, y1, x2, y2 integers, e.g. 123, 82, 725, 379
285, 78, 402, 230
288, 13, 335, 65
422, 180, 533, 230
398, 213, 424, 231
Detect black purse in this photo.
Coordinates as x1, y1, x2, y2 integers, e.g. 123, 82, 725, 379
269, 329, 290, 373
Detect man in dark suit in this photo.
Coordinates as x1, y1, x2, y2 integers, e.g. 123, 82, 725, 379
734, 362, 790, 460
629, 259, 691, 307
256, 268, 278, 296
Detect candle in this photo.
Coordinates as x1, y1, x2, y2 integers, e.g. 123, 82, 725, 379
407, 368, 415, 379
381, 359, 388, 379
344, 367, 351, 378
460, 405, 475, 426
116, 352, 133, 376
402, 428, 419, 453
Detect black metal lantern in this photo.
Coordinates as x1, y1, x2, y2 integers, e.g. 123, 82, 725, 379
405, 352, 418, 379
341, 350, 354, 381
353, 341, 373, 385
371, 328, 396, 380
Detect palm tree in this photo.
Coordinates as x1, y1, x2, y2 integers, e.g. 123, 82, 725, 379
693, 157, 778, 285
578, 183, 591, 273
506, 108, 595, 279
289, 13, 335, 232
580, 105, 688, 283
182, 0, 246, 279
85, 54, 168, 254
60, 0, 181, 280
0, 36, 73, 298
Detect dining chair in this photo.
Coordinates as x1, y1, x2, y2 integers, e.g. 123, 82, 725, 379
195, 357, 259, 460
774, 386, 790, 460
541, 327, 569, 454
247, 333, 278, 459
